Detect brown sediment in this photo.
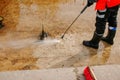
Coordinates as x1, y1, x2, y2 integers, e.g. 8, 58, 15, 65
0, 47, 39, 72
0, 0, 68, 71
0, 0, 120, 71
0, 0, 19, 34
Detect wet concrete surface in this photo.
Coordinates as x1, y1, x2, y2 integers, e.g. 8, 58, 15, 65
0, 0, 120, 71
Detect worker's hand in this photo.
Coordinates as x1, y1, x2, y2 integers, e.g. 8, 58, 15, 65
87, 0, 96, 7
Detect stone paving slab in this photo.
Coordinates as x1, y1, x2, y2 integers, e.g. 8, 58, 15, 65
0, 67, 85, 80
0, 65, 120, 80
91, 65, 120, 80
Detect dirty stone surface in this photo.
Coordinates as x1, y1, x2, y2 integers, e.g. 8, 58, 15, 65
0, 65, 120, 80
0, 67, 85, 80
0, 0, 120, 71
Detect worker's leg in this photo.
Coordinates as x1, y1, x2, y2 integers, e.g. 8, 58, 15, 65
83, 9, 107, 49
101, 5, 119, 45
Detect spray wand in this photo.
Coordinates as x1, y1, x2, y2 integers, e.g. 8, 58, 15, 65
61, 4, 88, 39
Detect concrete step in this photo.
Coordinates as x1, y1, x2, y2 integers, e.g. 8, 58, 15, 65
0, 65, 120, 80
91, 65, 120, 80
0, 67, 85, 80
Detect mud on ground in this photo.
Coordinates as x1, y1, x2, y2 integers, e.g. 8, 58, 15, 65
0, 0, 120, 71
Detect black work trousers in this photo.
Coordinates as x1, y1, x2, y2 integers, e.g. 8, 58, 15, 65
95, 5, 119, 34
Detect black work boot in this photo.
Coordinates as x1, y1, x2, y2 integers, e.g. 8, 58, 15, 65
83, 32, 103, 49
101, 28, 116, 45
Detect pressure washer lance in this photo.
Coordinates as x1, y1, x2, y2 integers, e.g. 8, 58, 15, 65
61, 4, 88, 39
40, 24, 48, 40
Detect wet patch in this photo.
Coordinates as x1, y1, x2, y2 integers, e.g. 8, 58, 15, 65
0, 0, 120, 71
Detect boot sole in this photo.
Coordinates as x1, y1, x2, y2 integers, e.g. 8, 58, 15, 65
83, 41, 98, 49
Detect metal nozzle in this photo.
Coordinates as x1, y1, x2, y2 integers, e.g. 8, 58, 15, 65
61, 35, 64, 39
